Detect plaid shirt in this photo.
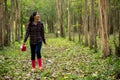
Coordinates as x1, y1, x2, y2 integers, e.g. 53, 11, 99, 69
24, 21, 46, 44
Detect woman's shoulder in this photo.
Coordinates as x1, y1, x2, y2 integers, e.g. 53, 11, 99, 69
38, 21, 43, 25
38, 21, 44, 28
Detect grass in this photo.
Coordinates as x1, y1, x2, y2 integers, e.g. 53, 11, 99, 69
0, 37, 120, 80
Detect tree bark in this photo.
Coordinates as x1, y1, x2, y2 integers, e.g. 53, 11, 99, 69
9, 0, 15, 43
84, 0, 89, 46
78, 7, 83, 43
89, 0, 96, 49
15, 0, 21, 42
89, 0, 97, 50
0, 0, 4, 49
119, 10, 120, 48
68, 0, 72, 41
4, 0, 10, 46
72, 12, 75, 42
56, 0, 65, 37
60, 0, 65, 37
98, 0, 110, 57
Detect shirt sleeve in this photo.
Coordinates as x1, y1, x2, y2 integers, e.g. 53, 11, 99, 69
41, 23, 46, 44
24, 25, 30, 43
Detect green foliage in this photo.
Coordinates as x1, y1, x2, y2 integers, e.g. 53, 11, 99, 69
21, 0, 56, 24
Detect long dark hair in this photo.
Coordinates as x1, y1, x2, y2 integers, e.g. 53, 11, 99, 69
29, 11, 37, 26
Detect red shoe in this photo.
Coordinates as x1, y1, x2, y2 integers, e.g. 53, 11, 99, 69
31, 60, 36, 70
37, 58, 43, 70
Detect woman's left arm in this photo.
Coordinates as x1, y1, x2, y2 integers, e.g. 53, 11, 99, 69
41, 23, 46, 44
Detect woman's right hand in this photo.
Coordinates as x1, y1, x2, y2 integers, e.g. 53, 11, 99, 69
44, 42, 47, 46
23, 42, 25, 45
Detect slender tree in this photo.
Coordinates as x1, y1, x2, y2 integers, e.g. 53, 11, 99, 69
4, 0, 10, 46
56, 0, 65, 37
60, 0, 65, 37
15, 0, 21, 42
84, 0, 89, 46
78, 6, 83, 42
89, 0, 96, 49
0, 0, 4, 49
9, 0, 15, 43
55, 0, 59, 37
119, 10, 120, 48
72, 12, 75, 42
68, 0, 72, 41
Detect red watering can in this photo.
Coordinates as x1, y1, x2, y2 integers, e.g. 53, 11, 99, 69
21, 44, 26, 52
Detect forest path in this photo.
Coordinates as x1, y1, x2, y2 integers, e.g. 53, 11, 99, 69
0, 38, 118, 80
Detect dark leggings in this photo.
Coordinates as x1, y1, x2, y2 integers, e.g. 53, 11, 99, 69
30, 42, 42, 60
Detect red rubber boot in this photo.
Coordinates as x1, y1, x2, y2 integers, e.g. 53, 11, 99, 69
37, 58, 43, 70
31, 60, 36, 71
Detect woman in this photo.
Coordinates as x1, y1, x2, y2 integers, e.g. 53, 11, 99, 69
23, 11, 46, 71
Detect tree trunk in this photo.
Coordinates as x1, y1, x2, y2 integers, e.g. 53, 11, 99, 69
56, 0, 65, 37
10, 0, 15, 43
98, 0, 110, 57
89, 0, 97, 49
60, 0, 65, 37
47, 19, 54, 33
78, 8, 83, 42
55, 0, 59, 37
4, 0, 10, 46
94, 16, 97, 48
84, 0, 89, 46
72, 12, 75, 42
68, 0, 72, 41
15, 0, 21, 42
0, 0, 4, 49
119, 10, 120, 48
